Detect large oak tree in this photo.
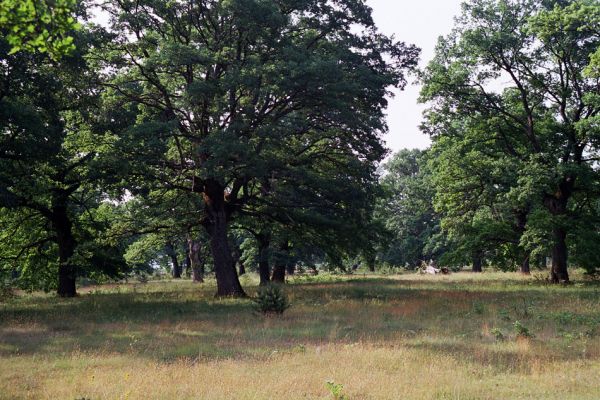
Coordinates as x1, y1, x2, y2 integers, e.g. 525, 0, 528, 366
101, 0, 419, 296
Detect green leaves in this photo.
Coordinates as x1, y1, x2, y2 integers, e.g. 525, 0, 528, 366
0, 0, 79, 59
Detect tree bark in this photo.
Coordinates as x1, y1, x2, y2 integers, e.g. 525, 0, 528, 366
257, 233, 271, 286
165, 241, 182, 279
472, 253, 483, 273
286, 263, 295, 276
52, 199, 77, 297
550, 227, 569, 283
202, 179, 245, 297
544, 180, 573, 284
271, 239, 289, 283
521, 254, 531, 275
271, 264, 286, 283
188, 238, 204, 283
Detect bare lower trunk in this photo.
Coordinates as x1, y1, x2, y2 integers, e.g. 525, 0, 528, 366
257, 234, 271, 286
166, 241, 182, 279
188, 238, 204, 283
54, 203, 77, 298
203, 180, 245, 297
544, 178, 573, 284
472, 254, 483, 273
521, 254, 531, 275
238, 262, 246, 276
271, 239, 289, 283
550, 227, 569, 283
271, 264, 286, 283
286, 264, 295, 276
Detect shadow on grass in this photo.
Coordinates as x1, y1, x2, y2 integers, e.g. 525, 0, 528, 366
0, 278, 598, 365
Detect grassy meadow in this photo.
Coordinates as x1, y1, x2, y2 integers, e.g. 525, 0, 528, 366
1, 272, 600, 399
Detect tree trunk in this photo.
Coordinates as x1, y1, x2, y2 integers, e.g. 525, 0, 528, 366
238, 262, 246, 276
271, 239, 289, 283
202, 180, 245, 297
184, 245, 191, 277
165, 241, 182, 279
52, 200, 77, 298
544, 177, 573, 284
188, 238, 204, 283
550, 227, 569, 283
271, 264, 286, 283
286, 263, 295, 276
472, 254, 483, 273
520, 253, 531, 275
231, 242, 245, 276
257, 233, 271, 286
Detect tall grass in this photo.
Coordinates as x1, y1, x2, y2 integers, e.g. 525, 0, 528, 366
1, 272, 599, 399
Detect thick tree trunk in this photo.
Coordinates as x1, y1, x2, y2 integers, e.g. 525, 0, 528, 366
53, 201, 77, 298
521, 254, 531, 275
165, 241, 182, 279
257, 234, 271, 286
472, 254, 483, 273
550, 227, 569, 283
202, 180, 245, 297
544, 180, 573, 284
188, 238, 204, 283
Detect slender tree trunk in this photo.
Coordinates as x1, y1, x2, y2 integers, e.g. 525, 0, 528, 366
231, 242, 244, 276
271, 264, 286, 283
271, 239, 289, 283
550, 227, 569, 283
257, 234, 271, 286
521, 253, 531, 275
286, 264, 295, 276
188, 238, 204, 283
202, 180, 245, 297
472, 253, 483, 273
184, 245, 191, 277
165, 241, 182, 279
238, 262, 246, 276
52, 200, 77, 297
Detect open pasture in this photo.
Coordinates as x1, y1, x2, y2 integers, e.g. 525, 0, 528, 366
1, 273, 600, 399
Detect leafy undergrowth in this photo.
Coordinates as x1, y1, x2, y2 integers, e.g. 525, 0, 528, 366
1, 272, 599, 399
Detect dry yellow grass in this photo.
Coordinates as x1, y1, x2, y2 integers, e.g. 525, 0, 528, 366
1, 272, 599, 399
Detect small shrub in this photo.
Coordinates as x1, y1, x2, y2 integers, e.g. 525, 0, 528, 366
254, 284, 290, 315
325, 381, 347, 400
471, 301, 485, 315
497, 309, 511, 321
491, 327, 505, 341
513, 320, 534, 338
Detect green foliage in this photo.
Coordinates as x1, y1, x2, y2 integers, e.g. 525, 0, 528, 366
325, 381, 347, 400
491, 327, 505, 341
376, 149, 443, 269
513, 320, 534, 338
420, 0, 600, 276
0, 0, 79, 58
253, 284, 290, 315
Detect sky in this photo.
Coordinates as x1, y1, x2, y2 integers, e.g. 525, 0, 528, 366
365, 0, 464, 153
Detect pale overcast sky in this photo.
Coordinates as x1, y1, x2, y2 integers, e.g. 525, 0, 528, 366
366, 0, 464, 153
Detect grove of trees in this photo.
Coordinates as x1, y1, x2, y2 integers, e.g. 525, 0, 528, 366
1, 0, 599, 296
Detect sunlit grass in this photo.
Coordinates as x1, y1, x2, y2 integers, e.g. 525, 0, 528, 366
1, 271, 599, 399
